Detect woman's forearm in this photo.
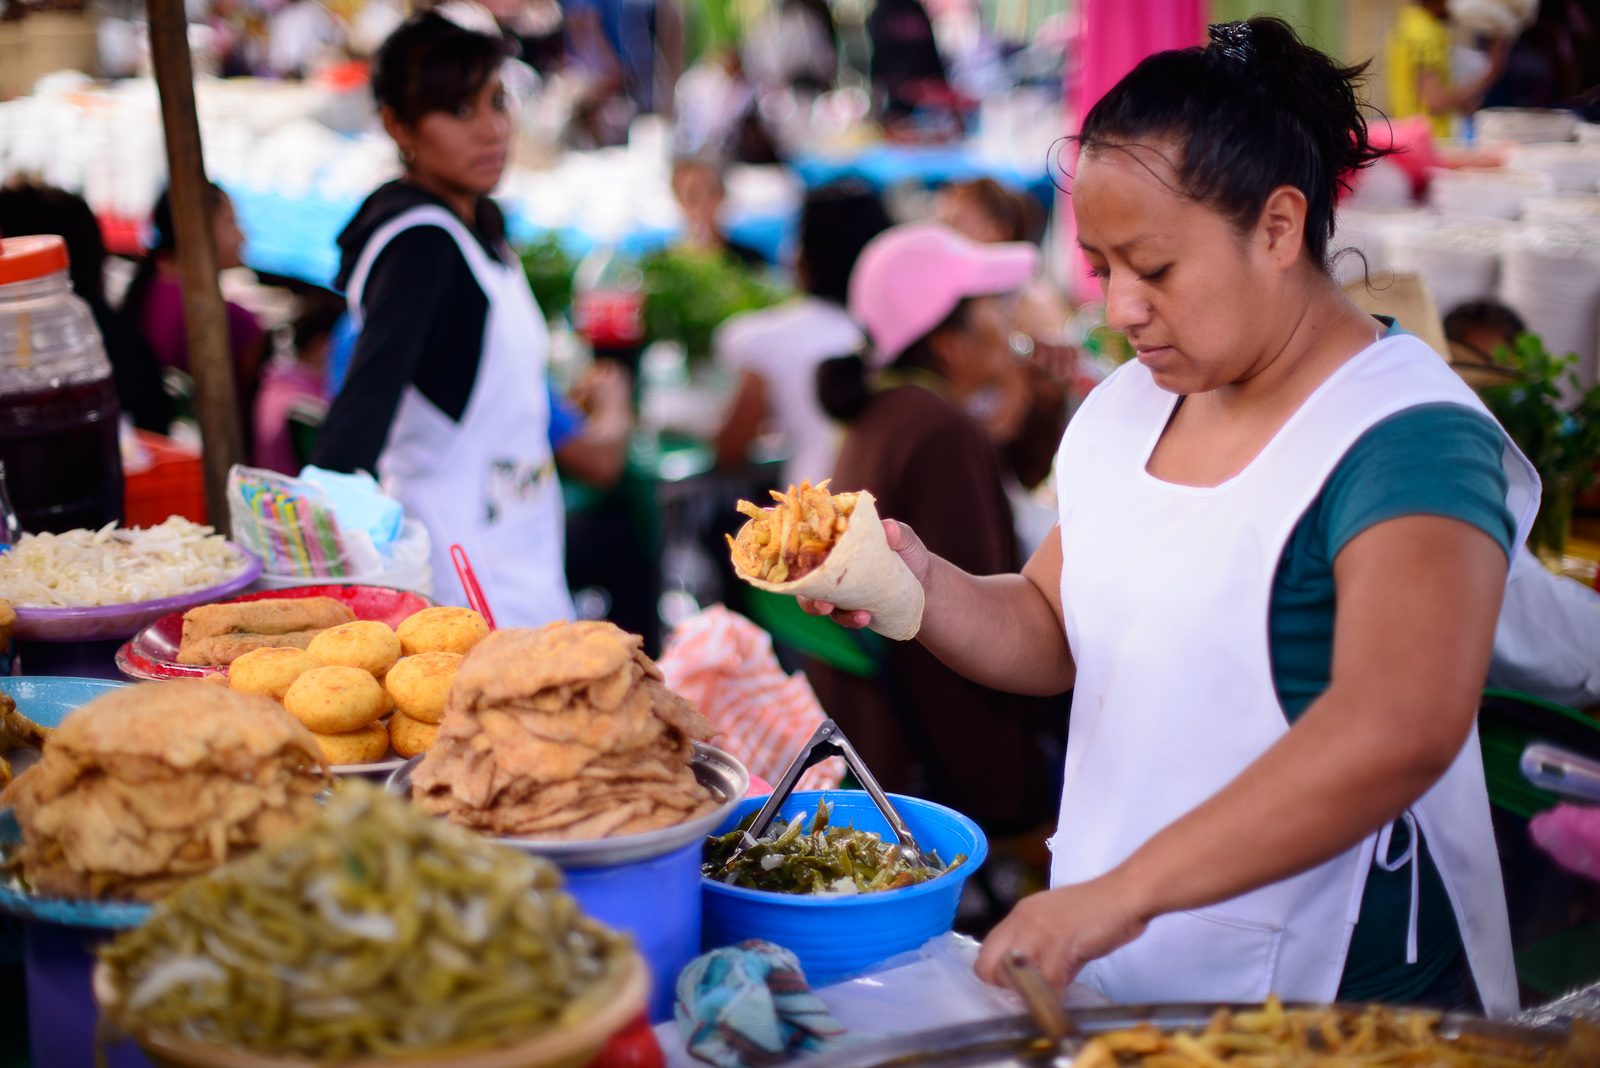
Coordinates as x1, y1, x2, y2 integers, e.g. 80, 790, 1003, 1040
1108, 685, 1467, 922
915, 550, 1075, 696
804, 521, 1074, 694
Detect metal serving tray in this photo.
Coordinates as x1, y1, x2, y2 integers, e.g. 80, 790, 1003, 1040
794, 1004, 1571, 1068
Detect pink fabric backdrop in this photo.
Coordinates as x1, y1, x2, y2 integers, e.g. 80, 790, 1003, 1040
1077, 0, 1208, 118
1063, 0, 1207, 301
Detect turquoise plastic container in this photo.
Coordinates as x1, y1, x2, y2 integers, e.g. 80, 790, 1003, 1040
700, 791, 987, 986
562, 840, 702, 1024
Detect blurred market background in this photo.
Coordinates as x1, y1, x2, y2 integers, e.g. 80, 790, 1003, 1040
7, 0, 1600, 1035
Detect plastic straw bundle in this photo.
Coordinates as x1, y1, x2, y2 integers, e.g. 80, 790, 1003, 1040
1385, 217, 1511, 316
1509, 144, 1600, 194
226, 466, 351, 579
1431, 167, 1555, 219
1500, 227, 1600, 386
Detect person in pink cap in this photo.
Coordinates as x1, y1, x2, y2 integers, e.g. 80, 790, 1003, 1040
806, 219, 1062, 866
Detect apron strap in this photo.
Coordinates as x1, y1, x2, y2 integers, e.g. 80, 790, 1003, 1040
1374, 812, 1421, 965
343, 204, 507, 329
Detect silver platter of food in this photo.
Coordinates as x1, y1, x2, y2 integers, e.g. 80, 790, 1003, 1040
796, 1000, 1574, 1068
388, 741, 750, 867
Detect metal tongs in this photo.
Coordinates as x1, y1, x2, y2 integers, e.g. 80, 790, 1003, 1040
730, 719, 936, 870
1521, 742, 1600, 803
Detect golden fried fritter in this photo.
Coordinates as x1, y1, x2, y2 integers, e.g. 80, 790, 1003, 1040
396, 607, 489, 657
228, 647, 324, 702
307, 620, 402, 678
311, 721, 390, 766
384, 652, 462, 725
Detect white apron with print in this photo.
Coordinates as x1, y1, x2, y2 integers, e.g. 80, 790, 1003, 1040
1052, 334, 1537, 1017
345, 205, 575, 628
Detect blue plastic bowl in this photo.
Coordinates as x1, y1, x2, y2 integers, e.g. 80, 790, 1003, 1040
1, 676, 126, 728
701, 791, 987, 986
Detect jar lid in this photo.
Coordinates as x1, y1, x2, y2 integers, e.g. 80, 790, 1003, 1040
0, 234, 70, 285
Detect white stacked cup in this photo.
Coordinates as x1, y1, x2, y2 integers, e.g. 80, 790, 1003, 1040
1431, 167, 1556, 219
1385, 217, 1511, 317
1329, 208, 1436, 286
1522, 194, 1600, 235
1508, 143, 1600, 194
1500, 226, 1600, 388
1476, 107, 1580, 145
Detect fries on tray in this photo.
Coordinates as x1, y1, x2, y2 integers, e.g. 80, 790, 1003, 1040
727, 480, 924, 641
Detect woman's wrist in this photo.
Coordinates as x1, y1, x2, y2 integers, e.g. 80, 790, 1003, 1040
1103, 850, 1172, 926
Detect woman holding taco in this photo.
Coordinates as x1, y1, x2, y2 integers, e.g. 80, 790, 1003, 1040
800, 18, 1536, 1013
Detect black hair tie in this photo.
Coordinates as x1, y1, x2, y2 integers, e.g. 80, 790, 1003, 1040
1208, 21, 1254, 64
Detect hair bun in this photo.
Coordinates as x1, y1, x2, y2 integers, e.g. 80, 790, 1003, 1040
1079, 15, 1383, 269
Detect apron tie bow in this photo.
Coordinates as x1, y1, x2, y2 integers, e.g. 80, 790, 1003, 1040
1375, 812, 1421, 966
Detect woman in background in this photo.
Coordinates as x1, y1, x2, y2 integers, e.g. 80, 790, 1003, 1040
932, 178, 1071, 491
312, 11, 628, 627
809, 221, 1059, 843
122, 184, 264, 434
712, 182, 890, 486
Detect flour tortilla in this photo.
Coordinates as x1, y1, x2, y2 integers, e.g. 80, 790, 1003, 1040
731, 491, 925, 640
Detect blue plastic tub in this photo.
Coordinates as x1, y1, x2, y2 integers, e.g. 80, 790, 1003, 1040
385, 745, 750, 1025
701, 791, 987, 986
562, 839, 703, 1024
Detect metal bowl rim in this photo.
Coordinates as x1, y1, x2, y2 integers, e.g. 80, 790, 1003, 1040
386, 741, 751, 867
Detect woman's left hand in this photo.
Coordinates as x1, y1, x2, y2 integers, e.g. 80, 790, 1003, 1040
975, 873, 1151, 992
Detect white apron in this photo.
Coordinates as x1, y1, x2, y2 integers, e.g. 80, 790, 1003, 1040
1052, 334, 1538, 1016
345, 205, 575, 628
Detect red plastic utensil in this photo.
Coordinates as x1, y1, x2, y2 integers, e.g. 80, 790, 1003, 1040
449, 543, 498, 630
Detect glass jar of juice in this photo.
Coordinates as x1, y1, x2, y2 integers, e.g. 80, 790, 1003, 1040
0, 235, 123, 533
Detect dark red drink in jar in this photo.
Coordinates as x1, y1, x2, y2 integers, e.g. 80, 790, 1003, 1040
0, 376, 122, 533
0, 235, 125, 534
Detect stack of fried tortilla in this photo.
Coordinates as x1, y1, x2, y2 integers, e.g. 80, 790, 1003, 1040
177, 596, 356, 666
0, 681, 328, 900
412, 622, 723, 840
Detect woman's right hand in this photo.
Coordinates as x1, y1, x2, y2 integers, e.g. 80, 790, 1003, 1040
797, 519, 931, 628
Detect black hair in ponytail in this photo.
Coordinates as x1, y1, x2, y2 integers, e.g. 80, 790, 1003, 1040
1076, 16, 1384, 267
817, 300, 971, 422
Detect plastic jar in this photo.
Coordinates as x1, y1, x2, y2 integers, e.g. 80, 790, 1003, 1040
0, 235, 123, 533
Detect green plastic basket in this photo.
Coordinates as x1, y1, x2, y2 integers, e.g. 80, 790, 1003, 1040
743, 587, 884, 679
1479, 688, 1600, 818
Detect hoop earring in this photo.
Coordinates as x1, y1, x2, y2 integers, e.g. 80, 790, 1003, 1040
399, 146, 415, 166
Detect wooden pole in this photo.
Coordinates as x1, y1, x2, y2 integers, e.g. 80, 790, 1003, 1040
147, 0, 244, 526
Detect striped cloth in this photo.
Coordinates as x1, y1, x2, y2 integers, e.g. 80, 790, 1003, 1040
658, 606, 845, 792
675, 940, 853, 1068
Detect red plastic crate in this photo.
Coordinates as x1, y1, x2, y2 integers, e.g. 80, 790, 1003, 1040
123, 430, 207, 528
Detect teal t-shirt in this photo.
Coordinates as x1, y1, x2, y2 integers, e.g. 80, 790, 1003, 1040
1269, 401, 1515, 1003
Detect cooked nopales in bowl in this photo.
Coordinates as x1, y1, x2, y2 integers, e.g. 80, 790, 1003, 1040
95, 781, 643, 1065
705, 798, 965, 894
0, 681, 327, 901
411, 621, 723, 840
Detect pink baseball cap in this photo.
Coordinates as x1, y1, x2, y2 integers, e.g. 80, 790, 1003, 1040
848, 222, 1038, 367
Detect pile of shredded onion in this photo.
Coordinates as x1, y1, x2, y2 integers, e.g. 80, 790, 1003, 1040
0, 518, 248, 608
